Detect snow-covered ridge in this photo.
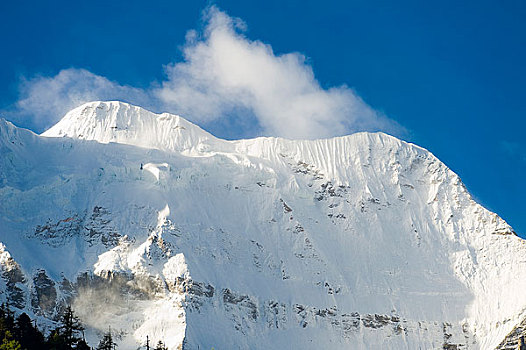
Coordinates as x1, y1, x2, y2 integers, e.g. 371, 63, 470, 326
41, 101, 421, 183
1, 102, 525, 349
42, 101, 223, 154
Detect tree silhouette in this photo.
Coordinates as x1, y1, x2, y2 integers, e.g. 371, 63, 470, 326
60, 306, 85, 348
97, 327, 117, 350
154, 340, 167, 350
47, 306, 86, 350
76, 339, 91, 350
14, 313, 44, 350
47, 328, 68, 350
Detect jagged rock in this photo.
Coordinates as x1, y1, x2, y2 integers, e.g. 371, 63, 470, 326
0, 246, 25, 308
31, 269, 57, 316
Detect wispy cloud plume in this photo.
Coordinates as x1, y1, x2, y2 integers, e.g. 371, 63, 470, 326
157, 7, 401, 139
5, 69, 152, 131
2, 6, 403, 139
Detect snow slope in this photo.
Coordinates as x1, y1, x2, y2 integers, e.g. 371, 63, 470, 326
1, 101, 526, 349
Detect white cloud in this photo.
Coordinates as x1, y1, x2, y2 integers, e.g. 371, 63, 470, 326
3, 6, 403, 139
156, 6, 401, 139
6, 69, 152, 131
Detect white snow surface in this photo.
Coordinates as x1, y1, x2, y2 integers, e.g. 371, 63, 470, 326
0, 101, 525, 349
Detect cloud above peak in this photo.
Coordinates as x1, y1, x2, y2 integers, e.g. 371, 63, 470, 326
10, 69, 152, 131
158, 6, 401, 139
4, 6, 403, 140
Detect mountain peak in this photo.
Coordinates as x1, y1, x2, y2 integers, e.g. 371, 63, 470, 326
42, 101, 219, 153
2, 101, 525, 349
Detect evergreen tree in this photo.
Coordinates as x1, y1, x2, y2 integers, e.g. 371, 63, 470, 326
0, 304, 20, 350
0, 302, 95, 350
154, 340, 167, 350
0, 304, 5, 322
59, 306, 85, 349
47, 328, 68, 350
14, 312, 45, 350
76, 339, 91, 350
96, 328, 117, 350
0, 318, 7, 345
0, 304, 14, 332
47, 306, 86, 350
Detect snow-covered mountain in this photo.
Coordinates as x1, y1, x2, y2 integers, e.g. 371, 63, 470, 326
1, 101, 526, 349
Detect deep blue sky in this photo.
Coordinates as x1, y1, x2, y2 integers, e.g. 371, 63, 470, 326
1, 0, 525, 235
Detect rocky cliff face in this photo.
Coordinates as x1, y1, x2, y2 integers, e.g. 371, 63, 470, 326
1, 101, 525, 349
